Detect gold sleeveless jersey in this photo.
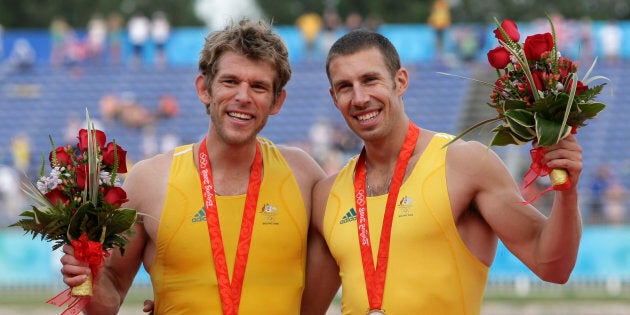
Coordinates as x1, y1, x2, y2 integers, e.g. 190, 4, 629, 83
323, 133, 489, 315
149, 138, 307, 314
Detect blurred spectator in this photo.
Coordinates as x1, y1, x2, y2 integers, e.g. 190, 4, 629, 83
345, 12, 363, 32
7, 38, 36, 71
600, 19, 622, 64
577, 17, 594, 63
161, 131, 181, 153
49, 16, 70, 67
99, 92, 120, 123
0, 161, 22, 225
63, 113, 82, 145
296, 12, 323, 60
427, 0, 451, 58
548, 13, 572, 53
107, 12, 124, 65
141, 124, 159, 158
319, 9, 342, 56
0, 23, 4, 61
588, 165, 612, 224
86, 13, 108, 65
151, 11, 171, 68
118, 92, 154, 129
363, 14, 382, 32
604, 179, 628, 225
127, 11, 151, 67
11, 133, 30, 176
453, 25, 480, 64
156, 93, 180, 119
308, 117, 333, 165
62, 25, 88, 72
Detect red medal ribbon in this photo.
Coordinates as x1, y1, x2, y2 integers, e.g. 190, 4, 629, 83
353, 121, 419, 310
198, 137, 263, 315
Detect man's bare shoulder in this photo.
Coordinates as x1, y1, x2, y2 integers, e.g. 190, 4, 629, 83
123, 151, 174, 195
446, 139, 501, 169
276, 144, 326, 180
312, 171, 341, 203
128, 151, 175, 177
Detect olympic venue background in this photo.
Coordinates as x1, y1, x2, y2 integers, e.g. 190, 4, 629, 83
1, 20, 630, 314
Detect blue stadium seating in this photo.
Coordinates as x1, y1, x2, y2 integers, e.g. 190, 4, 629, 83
0, 57, 628, 218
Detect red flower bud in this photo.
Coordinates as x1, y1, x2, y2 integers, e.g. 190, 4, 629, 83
531, 70, 545, 92
78, 129, 107, 152
493, 19, 520, 43
75, 164, 89, 190
45, 189, 70, 206
102, 142, 128, 173
487, 46, 511, 69
523, 33, 554, 61
567, 79, 588, 95
49, 146, 73, 167
103, 186, 129, 207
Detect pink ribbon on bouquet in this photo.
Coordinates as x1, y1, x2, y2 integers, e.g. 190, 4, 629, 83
47, 289, 90, 315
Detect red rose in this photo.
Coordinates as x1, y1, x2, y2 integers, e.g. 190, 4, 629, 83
45, 189, 70, 206
487, 46, 511, 69
75, 163, 88, 190
493, 19, 520, 43
531, 70, 545, 92
49, 146, 73, 167
103, 186, 128, 207
102, 142, 128, 173
567, 79, 588, 95
523, 33, 554, 61
78, 129, 107, 152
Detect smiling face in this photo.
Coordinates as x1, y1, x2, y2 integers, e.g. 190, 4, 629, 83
328, 47, 409, 143
196, 51, 285, 146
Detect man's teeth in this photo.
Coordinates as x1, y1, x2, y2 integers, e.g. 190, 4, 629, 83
357, 111, 378, 121
229, 112, 252, 120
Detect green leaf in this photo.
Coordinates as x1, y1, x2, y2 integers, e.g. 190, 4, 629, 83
503, 99, 528, 111
489, 125, 530, 146
106, 209, 137, 236
504, 109, 536, 139
535, 113, 570, 146
68, 203, 93, 240
578, 102, 606, 119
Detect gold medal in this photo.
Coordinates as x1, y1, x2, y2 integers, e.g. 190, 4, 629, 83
366, 310, 386, 315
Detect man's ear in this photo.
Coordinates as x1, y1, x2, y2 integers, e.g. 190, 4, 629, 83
269, 89, 286, 115
395, 67, 409, 96
195, 74, 212, 104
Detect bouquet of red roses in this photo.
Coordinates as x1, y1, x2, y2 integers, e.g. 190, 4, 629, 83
443, 16, 607, 193
11, 111, 136, 312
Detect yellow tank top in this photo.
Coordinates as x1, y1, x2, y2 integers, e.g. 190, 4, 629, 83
150, 138, 307, 314
324, 133, 489, 315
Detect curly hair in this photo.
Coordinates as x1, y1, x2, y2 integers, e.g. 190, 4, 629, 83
198, 19, 291, 101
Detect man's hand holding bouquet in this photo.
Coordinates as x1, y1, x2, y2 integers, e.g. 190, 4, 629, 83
442, 16, 607, 201
10, 110, 136, 314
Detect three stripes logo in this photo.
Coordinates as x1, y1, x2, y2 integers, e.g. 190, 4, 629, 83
339, 208, 357, 224
192, 208, 207, 222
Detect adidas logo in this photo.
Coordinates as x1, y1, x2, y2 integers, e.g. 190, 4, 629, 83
192, 208, 207, 223
339, 208, 357, 224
